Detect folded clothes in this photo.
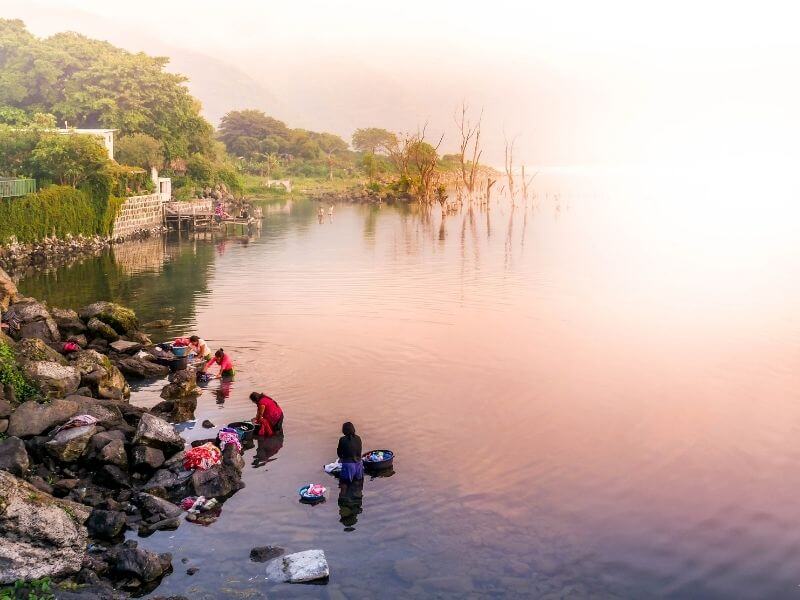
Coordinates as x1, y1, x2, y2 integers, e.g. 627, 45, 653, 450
324, 460, 342, 474
54, 414, 98, 433
183, 443, 222, 471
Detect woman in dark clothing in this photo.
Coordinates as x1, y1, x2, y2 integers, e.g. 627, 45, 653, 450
337, 422, 363, 482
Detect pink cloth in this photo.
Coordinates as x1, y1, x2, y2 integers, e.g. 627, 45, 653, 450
306, 484, 326, 497
183, 443, 222, 471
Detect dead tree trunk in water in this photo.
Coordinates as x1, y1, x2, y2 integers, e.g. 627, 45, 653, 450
455, 102, 483, 197
504, 137, 516, 204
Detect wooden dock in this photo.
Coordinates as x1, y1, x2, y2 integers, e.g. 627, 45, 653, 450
164, 201, 262, 234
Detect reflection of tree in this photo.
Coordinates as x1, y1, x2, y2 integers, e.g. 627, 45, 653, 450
18, 239, 217, 339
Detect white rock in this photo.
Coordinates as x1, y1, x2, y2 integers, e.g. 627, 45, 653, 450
265, 549, 329, 583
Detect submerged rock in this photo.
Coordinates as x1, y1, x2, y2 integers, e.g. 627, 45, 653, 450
0, 470, 90, 584
264, 549, 330, 583
111, 545, 171, 582
7, 398, 79, 437
250, 546, 284, 562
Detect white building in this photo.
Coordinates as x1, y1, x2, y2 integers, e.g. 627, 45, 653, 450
57, 128, 116, 159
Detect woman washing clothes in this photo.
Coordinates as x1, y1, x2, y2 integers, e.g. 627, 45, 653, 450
187, 335, 211, 360
203, 348, 234, 379
250, 392, 284, 437
337, 422, 363, 482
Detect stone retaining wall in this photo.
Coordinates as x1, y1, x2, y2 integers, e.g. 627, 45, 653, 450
112, 194, 164, 239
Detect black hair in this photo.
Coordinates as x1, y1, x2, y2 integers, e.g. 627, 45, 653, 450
342, 422, 356, 436
215, 348, 224, 357
249, 392, 262, 403
189, 335, 199, 343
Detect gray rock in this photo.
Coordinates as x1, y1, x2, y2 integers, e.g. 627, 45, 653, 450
0, 436, 29, 476
52, 307, 87, 337
87, 317, 119, 342
14, 337, 67, 365
23, 361, 80, 398
0, 398, 11, 418
45, 424, 97, 462
160, 369, 198, 400
264, 549, 329, 583
0, 470, 90, 584
89, 429, 127, 456
190, 463, 244, 498
7, 398, 79, 437
133, 492, 182, 520
115, 356, 170, 379
0, 419, 8, 434
99, 438, 128, 468
87, 509, 127, 540
69, 396, 124, 425
133, 445, 165, 470
133, 413, 184, 453
109, 340, 142, 354
112, 546, 169, 582
95, 464, 131, 489
27, 474, 54, 495
5, 299, 60, 343
70, 351, 129, 400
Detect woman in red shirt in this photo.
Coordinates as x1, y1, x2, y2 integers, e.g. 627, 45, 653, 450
203, 349, 234, 378
250, 392, 284, 437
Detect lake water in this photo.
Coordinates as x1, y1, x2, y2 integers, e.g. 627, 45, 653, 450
18, 168, 800, 598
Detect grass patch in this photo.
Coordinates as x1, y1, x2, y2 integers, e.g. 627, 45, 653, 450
0, 342, 39, 403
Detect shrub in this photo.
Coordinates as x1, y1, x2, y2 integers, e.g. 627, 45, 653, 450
0, 342, 39, 403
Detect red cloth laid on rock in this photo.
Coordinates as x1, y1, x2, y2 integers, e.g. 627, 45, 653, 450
183, 443, 222, 471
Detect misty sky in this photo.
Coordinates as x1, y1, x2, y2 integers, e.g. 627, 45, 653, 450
4, 0, 800, 167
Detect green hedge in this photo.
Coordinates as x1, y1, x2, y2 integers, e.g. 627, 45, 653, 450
0, 186, 124, 243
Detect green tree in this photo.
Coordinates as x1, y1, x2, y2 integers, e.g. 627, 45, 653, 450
115, 133, 163, 169
30, 133, 110, 187
0, 124, 40, 176
352, 127, 397, 155
218, 109, 290, 159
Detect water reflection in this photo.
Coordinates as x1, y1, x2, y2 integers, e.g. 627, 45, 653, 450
338, 478, 364, 532
15, 169, 800, 598
252, 434, 283, 469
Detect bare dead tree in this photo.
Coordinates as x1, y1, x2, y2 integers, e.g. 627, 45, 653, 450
485, 177, 497, 204
521, 165, 538, 205
504, 135, 517, 203
455, 102, 483, 197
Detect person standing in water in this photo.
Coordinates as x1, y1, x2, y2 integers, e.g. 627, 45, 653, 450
328, 204, 334, 222
337, 422, 363, 482
250, 392, 284, 437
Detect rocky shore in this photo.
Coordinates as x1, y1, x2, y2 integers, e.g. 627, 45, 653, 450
0, 228, 167, 277
0, 267, 244, 599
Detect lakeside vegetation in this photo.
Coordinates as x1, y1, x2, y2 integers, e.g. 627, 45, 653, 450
0, 17, 502, 244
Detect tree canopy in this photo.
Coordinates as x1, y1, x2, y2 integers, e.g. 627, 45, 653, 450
0, 19, 215, 162
352, 127, 397, 155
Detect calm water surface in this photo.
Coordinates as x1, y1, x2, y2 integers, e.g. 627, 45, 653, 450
19, 169, 800, 598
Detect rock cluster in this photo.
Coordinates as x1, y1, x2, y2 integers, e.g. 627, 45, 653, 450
0, 267, 246, 596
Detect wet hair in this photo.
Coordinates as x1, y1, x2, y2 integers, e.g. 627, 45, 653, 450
215, 349, 224, 358
189, 335, 199, 343
249, 392, 263, 403
342, 422, 356, 436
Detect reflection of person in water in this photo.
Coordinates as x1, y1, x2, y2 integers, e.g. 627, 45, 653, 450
215, 377, 233, 404
338, 478, 363, 531
252, 433, 284, 468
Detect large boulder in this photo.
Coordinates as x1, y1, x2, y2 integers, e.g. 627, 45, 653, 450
264, 549, 330, 583
109, 340, 142, 354
151, 397, 197, 423
7, 398, 79, 437
51, 307, 87, 337
0, 398, 11, 418
70, 350, 129, 400
45, 424, 97, 462
23, 361, 80, 398
132, 445, 165, 470
15, 337, 67, 365
99, 438, 128, 468
87, 317, 119, 342
190, 461, 244, 499
79, 302, 139, 335
0, 436, 29, 476
111, 544, 170, 582
132, 492, 182, 521
160, 369, 198, 400
4, 299, 60, 343
140, 467, 192, 500
133, 413, 183, 454
86, 509, 127, 540
115, 356, 169, 379
66, 395, 124, 426
0, 470, 91, 584
0, 267, 19, 311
